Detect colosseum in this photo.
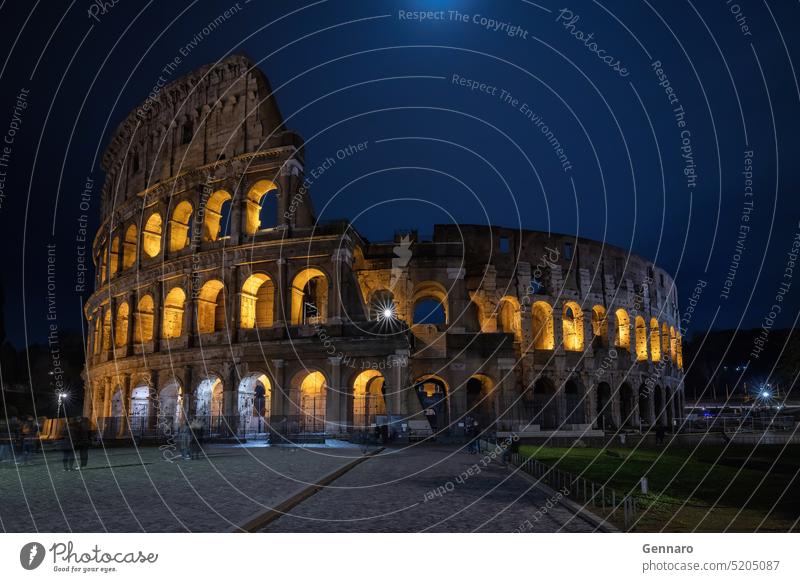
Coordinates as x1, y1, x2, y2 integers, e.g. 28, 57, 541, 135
82, 55, 685, 443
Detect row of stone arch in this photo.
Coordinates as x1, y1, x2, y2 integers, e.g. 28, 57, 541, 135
97, 180, 279, 284
529, 301, 684, 368
92, 267, 329, 352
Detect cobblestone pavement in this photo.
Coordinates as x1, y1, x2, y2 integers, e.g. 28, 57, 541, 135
0, 443, 360, 532
265, 445, 596, 532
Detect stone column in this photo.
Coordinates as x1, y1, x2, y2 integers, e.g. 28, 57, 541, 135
387, 350, 409, 418
106, 297, 117, 360
148, 370, 160, 430
152, 281, 163, 353
327, 357, 342, 435
126, 290, 136, 356
118, 374, 132, 437
446, 267, 467, 332
103, 377, 113, 418
229, 182, 242, 245
270, 359, 286, 418
329, 249, 349, 324
448, 362, 468, 431
226, 265, 240, 343
277, 168, 292, 228
274, 258, 289, 326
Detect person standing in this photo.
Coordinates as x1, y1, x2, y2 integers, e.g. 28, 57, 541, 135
74, 417, 91, 469
59, 420, 75, 472
179, 421, 192, 460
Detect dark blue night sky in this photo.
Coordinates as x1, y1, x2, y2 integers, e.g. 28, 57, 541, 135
0, 0, 798, 348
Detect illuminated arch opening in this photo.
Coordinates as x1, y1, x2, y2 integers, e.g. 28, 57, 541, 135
162, 287, 186, 339
615, 309, 630, 350
169, 200, 193, 252
412, 282, 448, 325
196, 376, 224, 418
134, 294, 154, 343
109, 236, 120, 277
353, 370, 386, 428
158, 380, 184, 426
142, 212, 163, 258
114, 302, 129, 348
562, 301, 584, 351
650, 318, 661, 362
531, 301, 554, 349
591, 305, 608, 347
676, 334, 683, 369
100, 244, 108, 283
413, 375, 449, 431
101, 309, 112, 351
634, 316, 648, 361
245, 179, 279, 234
202, 190, 232, 242
123, 224, 138, 269
661, 322, 670, 356
291, 268, 328, 325
498, 296, 522, 340
669, 326, 677, 361
197, 279, 226, 334
241, 274, 275, 328
239, 373, 272, 425
130, 385, 150, 419
298, 371, 326, 433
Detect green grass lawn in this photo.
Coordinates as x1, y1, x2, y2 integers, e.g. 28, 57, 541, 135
519, 443, 800, 532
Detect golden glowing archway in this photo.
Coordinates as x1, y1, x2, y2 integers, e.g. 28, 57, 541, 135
162, 287, 186, 339
245, 180, 279, 234
123, 224, 138, 269
591, 305, 608, 347
142, 212, 163, 258
661, 322, 670, 356
291, 268, 328, 325
562, 301, 584, 351
498, 296, 522, 340
670, 326, 677, 361
531, 301, 554, 349
101, 309, 112, 351
202, 190, 232, 242
298, 371, 327, 431
353, 370, 386, 427
169, 200, 193, 251
197, 279, 225, 334
650, 318, 661, 362
615, 308, 630, 350
635, 316, 648, 361
109, 236, 120, 277
241, 273, 275, 328
135, 295, 154, 343
115, 302, 129, 348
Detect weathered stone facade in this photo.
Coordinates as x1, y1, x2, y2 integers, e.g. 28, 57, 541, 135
83, 55, 684, 440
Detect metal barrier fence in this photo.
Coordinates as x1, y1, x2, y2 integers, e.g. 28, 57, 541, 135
675, 415, 795, 433
508, 450, 638, 530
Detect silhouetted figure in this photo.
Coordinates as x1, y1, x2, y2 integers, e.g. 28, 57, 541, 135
59, 420, 75, 471
74, 417, 91, 469
190, 420, 203, 460
374, 424, 382, 444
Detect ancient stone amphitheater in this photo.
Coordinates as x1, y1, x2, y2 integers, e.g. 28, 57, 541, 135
83, 55, 684, 442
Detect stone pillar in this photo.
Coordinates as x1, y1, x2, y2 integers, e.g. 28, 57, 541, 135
226, 265, 240, 343
126, 290, 136, 356
446, 267, 467, 332
118, 374, 131, 437
277, 169, 292, 228
327, 357, 342, 435
270, 359, 286, 418
448, 362, 468, 431
387, 350, 409, 418
275, 258, 289, 326
152, 281, 163, 353
329, 249, 351, 324
103, 377, 113, 418
185, 287, 197, 348
183, 365, 195, 419
148, 370, 160, 430
106, 298, 116, 360
229, 182, 242, 245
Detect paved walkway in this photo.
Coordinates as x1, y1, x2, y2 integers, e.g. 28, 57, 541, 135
0, 443, 359, 532
265, 445, 595, 532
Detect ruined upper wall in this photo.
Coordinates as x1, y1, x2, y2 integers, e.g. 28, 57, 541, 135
99, 54, 286, 214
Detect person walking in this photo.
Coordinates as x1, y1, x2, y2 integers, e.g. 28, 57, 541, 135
74, 417, 91, 469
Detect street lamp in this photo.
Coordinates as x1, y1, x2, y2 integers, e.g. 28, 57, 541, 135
56, 392, 68, 418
